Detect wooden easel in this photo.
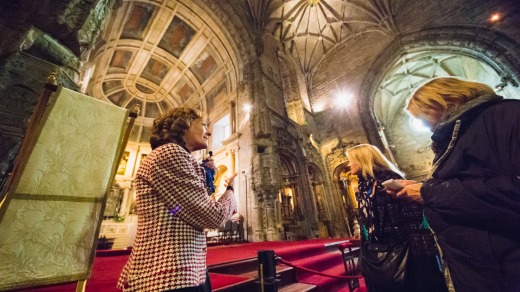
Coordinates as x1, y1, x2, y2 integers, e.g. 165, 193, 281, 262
0, 73, 137, 292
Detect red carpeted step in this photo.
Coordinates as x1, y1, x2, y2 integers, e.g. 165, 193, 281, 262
292, 252, 344, 273
13, 238, 359, 292
274, 243, 331, 262
207, 238, 344, 266
288, 251, 365, 292
298, 264, 355, 292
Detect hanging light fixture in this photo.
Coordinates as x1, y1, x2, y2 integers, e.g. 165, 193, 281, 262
307, 0, 321, 7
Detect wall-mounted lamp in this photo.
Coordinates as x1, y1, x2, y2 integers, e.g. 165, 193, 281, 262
242, 170, 249, 242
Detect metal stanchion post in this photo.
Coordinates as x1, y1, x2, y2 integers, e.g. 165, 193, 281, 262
257, 250, 278, 292
243, 171, 249, 242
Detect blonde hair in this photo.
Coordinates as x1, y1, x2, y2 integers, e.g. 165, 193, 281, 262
406, 77, 495, 123
346, 144, 404, 179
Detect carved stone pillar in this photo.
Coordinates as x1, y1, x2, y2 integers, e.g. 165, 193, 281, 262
264, 191, 281, 241
250, 60, 272, 138
252, 194, 265, 242
298, 167, 320, 238
119, 180, 132, 217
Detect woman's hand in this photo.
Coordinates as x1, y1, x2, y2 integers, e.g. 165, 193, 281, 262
396, 182, 424, 204
224, 173, 238, 187
398, 179, 419, 187
385, 179, 416, 194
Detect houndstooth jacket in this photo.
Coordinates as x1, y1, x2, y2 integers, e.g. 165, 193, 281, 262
117, 143, 237, 291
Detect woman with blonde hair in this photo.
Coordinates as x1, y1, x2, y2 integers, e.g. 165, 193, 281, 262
393, 77, 520, 292
346, 144, 446, 292
406, 77, 496, 130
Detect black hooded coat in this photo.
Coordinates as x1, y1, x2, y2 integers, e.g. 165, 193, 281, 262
421, 95, 520, 292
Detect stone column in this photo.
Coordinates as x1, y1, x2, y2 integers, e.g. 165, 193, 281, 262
119, 180, 132, 218
230, 101, 236, 134
264, 193, 280, 241
229, 148, 236, 174
253, 195, 266, 241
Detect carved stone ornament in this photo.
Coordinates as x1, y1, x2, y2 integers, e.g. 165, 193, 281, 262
77, 0, 117, 60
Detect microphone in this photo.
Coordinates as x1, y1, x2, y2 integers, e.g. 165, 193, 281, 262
202, 151, 213, 163
203, 150, 216, 195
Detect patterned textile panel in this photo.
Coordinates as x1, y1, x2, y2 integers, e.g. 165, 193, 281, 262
15, 88, 127, 197
0, 87, 128, 291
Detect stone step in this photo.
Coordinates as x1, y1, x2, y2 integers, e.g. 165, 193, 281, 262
279, 282, 317, 292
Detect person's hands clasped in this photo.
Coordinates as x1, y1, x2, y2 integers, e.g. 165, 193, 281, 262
386, 179, 424, 204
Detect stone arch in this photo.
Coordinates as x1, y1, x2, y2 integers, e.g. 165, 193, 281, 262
276, 150, 314, 239
278, 151, 299, 177
359, 25, 520, 157
307, 162, 323, 183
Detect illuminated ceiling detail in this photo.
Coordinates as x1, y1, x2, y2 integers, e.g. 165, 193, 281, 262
206, 82, 227, 112
143, 102, 160, 119
374, 52, 501, 129
190, 49, 219, 83
110, 50, 132, 70
107, 90, 130, 107
121, 3, 154, 40
142, 57, 169, 83
88, 0, 239, 144
135, 83, 155, 94
172, 79, 195, 103
268, 0, 399, 76
158, 16, 196, 58
102, 80, 123, 94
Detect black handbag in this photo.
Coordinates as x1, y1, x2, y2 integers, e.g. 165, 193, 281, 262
359, 240, 410, 286
358, 181, 411, 287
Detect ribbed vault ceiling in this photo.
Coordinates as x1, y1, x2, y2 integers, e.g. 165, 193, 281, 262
267, 0, 400, 77
84, 0, 519, 146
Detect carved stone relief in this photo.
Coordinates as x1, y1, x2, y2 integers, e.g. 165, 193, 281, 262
77, 0, 119, 60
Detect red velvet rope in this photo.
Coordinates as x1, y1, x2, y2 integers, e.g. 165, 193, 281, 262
276, 257, 364, 279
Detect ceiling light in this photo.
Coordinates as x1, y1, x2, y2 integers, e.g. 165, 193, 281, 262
243, 103, 252, 112
490, 13, 500, 22
334, 91, 352, 108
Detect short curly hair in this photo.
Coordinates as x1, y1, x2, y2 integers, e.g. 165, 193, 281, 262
149, 107, 202, 150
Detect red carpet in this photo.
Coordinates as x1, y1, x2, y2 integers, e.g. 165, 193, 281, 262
14, 238, 361, 292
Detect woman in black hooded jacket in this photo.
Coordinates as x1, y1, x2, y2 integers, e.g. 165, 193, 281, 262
395, 77, 520, 292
